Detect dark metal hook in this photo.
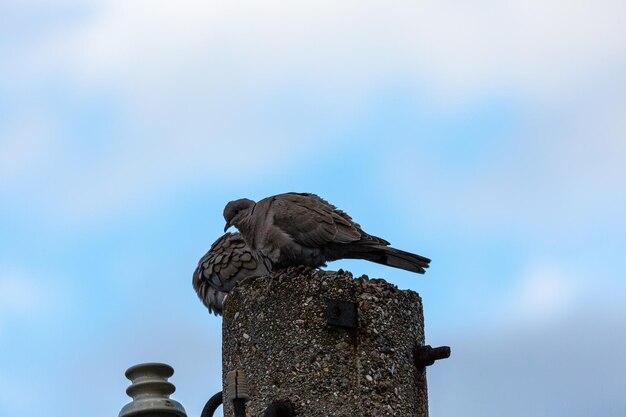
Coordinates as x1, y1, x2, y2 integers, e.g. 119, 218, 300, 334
200, 391, 223, 417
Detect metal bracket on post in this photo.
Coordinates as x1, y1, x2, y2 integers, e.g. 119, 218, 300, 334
226, 370, 250, 417
414, 344, 451, 369
326, 299, 358, 329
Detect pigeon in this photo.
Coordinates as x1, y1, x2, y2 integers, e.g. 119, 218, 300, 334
223, 192, 430, 274
193, 232, 269, 315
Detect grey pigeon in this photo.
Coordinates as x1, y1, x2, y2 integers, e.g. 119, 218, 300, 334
193, 232, 269, 315
223, 192, 430, 274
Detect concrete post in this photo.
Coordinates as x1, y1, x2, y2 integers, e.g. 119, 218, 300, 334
222, 268, 429, 417
119, 362, 187, 417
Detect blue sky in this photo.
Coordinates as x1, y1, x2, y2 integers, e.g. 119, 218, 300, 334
1, 1, 625, 416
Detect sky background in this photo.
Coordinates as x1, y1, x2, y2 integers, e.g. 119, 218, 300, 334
1, 1, 625, 416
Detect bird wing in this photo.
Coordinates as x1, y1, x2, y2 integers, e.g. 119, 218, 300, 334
194, 232, 263, 292
268, 193, 369, 247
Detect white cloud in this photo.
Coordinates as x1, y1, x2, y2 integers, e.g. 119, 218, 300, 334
13, 0, 624, 101
0, 273, 44, 315
3, 0, 625, 224
507, 262, 582, 323
382, 82, 626, 241
0, 375, 30, 417
0, 270, 69, 335
0, 114, 58, 186
429, 308, 626, 417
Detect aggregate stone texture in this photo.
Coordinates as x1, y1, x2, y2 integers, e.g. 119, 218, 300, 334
222, 267, 428, 417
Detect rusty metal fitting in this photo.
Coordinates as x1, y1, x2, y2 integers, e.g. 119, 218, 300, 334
414, 344, 451, 369
226, 370, 251, 401
326, 299, 358, 329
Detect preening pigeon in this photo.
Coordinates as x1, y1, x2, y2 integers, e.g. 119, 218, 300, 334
223, 192, 430, 274
193, 232, 269, 315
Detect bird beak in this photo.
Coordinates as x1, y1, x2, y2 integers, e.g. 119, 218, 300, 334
224, 221, 231, 232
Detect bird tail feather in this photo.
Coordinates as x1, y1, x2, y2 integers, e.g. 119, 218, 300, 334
343, 245, 431, 274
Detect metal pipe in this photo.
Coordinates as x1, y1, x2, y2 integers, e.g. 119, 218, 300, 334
263, 401, 294, 417
414, 344, 451, 369
233, 398, 247, 417
200, 391, 223, 417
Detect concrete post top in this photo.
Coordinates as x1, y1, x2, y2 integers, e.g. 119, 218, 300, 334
222, 267, 428, 417
224, 266, 423, 319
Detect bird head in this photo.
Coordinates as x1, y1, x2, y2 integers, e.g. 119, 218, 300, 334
223, 198, 255, 232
